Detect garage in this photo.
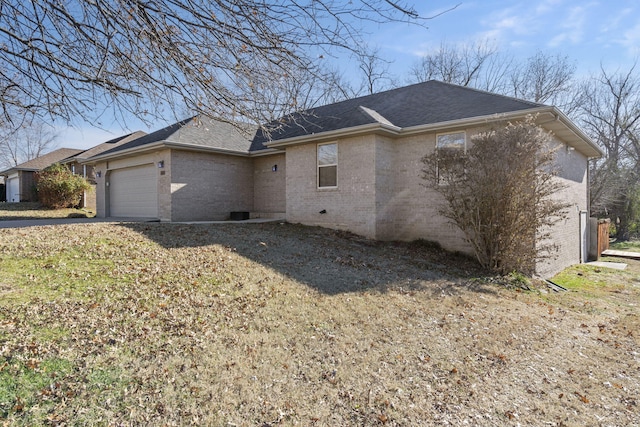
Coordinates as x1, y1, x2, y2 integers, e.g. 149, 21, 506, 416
108, 164, 158, 218
6, 174, 19, 202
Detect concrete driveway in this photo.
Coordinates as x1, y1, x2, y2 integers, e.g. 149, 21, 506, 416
0, 217, 157, 229
0, 217, 283, 229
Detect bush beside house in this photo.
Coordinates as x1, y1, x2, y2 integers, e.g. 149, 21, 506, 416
35, 163, 92, 209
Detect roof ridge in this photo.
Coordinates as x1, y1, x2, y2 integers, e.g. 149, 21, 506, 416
85, 115, 258, 161
358, 106, 396, 127
0, 147, 84, 174
283, 80, 542, 121
429, 80, 544, 108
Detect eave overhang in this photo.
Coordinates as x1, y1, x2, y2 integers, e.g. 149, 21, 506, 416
82, 141, 284, 164
265, 106, 604, 159
81, 107, 603, 163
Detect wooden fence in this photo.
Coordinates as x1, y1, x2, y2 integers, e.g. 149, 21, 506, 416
597, 219, 610, 257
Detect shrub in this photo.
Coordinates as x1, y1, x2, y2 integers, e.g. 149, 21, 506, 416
421, 116, 569, 275
35, 163, 92, 209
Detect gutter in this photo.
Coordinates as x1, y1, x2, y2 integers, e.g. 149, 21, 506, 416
81, 107, 603, 162
397, 107, 555, 136
0, 167, 40, 175
265, 107, 554, 148
82, 141, 249, 164
83, 140, 284, 164
265, 122, 402, 149
265, 106, 603, 159
552, 109, 604, 158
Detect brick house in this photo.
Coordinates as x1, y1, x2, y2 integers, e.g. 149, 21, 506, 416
85, 81, 603, 276
60, 131, 147, 210
1, 148, 83, 202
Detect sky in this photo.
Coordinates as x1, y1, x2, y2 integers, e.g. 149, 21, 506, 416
367, 0, 640, 80
57, 0, 640, 151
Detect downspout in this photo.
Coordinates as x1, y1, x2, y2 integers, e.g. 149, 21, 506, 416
83, 164, 87, 208
586, 161, 590, 216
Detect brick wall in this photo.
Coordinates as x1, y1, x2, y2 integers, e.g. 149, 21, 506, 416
372, 136, 395, 240
285, 135, 378, 238
94, 161, 107, 217
170, 150, 254, 221
253, 153, 286, 217
283, 126, 589, 276
20, 171, 37, 202
158, 151, 171, 221
535, 139, 588, 277
89, 122, 588, 278
84, 186, 97, 211
284, 132, 470, 252
375, 132, 470, 253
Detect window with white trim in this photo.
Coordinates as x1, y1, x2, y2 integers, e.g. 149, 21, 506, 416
436, 132, 466, 151
436, 131, 466, 184
318, 143, 337, 188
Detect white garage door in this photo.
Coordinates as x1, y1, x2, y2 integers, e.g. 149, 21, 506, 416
109, 164, 158, 218
6, 176, 19, 202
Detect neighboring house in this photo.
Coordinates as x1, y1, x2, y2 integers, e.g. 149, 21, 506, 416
84, 81, 603, 276
60, 131, 147, 210
0, 148, 84, 202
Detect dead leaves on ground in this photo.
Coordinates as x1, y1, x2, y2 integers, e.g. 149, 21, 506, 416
0, 223, 639, 425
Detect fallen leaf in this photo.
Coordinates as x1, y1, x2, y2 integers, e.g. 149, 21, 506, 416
575, 392, 589, 403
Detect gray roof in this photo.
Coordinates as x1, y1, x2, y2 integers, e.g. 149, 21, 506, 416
96, 116, 258, 158
70, 131, 148, 160
0, 147, 84, 175
251, 80, 543, 146
91, 80, 547, 158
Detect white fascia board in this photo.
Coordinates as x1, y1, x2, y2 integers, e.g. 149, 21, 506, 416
248, 148, 286, 157
278, 106, 603, 159
552, 109, 604, 158
263, 109, 554, 148
163, 142, 250, 157
81, 141, 167, 164
398, 107, 555, 136
264, 122, 402, 148
82, 141, 252, 164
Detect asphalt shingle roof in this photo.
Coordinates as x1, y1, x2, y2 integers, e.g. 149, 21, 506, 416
1, 147, 84, 174
97, 116, 258, 158
71, 131, 148, 160
91, 80, 544, 158
251, 80, 543, 146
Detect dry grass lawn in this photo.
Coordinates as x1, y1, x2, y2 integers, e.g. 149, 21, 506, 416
0, 202, 95, 220
0, 222, 639, 426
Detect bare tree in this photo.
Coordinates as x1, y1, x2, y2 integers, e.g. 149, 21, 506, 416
580, 65, 640, 240
508, 51, 580, 115
408, 40, 499, 87
408, 46, 581, 116
353, 45, 398, 95
238, 63, 356, 125
0, 0, 435, 129
421, 117, 569, 274
472, 50, 516, 94
0, 119, 59, 169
